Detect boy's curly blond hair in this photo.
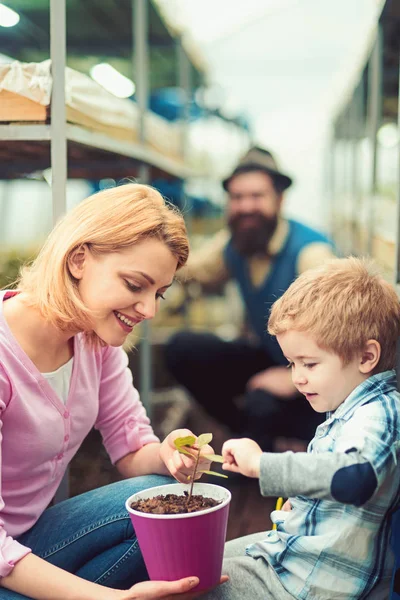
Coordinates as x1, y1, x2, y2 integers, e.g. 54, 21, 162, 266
268, 257, 400, 372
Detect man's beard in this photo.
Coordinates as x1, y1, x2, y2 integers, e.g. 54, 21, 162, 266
228, 213, 278, 257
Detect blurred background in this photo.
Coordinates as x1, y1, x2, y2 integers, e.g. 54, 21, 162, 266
0, 0, 399, 537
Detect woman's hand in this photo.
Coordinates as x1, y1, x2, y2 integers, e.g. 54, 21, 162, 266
159, 429, 213, 484
118, 575, 229, 599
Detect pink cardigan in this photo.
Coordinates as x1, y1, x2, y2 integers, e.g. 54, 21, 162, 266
0, 290, 159, 577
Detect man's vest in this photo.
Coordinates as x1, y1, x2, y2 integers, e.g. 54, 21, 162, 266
223, 219, 333, 365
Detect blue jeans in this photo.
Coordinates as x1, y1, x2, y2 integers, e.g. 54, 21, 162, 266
1, 475, 173, 599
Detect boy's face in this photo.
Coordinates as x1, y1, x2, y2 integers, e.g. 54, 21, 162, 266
277, 330, 367, 413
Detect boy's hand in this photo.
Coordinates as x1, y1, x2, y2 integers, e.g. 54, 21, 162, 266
160, 429, 213, 483
222, 438, 262, 478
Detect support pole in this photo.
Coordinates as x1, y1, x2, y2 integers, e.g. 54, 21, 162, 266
50, 0, 67, 226
350, 83, 362, 253
395, 56, 400, 286
177, 40, 192, 328
51, 0, 68, 503
133, 0, 152, 415
177, 41, 191, 173
367, 25, 382, 256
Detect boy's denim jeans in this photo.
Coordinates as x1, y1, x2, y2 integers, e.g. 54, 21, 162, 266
1, 475, 172, 599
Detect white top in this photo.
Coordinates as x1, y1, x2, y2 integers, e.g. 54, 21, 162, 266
42, 358, 74, 404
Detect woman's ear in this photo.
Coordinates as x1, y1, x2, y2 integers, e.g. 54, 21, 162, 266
68, 244, 87, 280
359, 339, 381, 374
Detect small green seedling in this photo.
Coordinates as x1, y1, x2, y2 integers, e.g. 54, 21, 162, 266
174, 433, 227, 506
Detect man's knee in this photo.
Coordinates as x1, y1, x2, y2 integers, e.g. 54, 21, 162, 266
165, 331, 221, 373
244, 389, 284, 420
164, 331, 195, 374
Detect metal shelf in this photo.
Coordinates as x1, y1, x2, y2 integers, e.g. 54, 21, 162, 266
0, 0, 196, 219
0, 123, 191, 180
0, 1, 195, 481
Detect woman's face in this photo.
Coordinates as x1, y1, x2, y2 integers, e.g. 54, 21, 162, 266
71, 237, 178, 346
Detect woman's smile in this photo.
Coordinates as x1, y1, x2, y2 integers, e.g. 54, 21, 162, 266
113, 310, 140, 332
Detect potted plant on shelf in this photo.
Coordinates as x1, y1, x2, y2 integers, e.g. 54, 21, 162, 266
125, 433, 231, 591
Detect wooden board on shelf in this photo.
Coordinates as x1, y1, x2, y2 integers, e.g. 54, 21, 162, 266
0, 91, 48, 122
0, 101, 182, 163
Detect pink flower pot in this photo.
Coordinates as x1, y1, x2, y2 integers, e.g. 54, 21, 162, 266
126, 482, 231, 591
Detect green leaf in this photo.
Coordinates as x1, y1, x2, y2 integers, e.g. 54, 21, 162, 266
197, 433, 213, 447
198, 470, 228, 479
203, 454, 224, 463
174, 435, 196, 450
177, 447, 196, 458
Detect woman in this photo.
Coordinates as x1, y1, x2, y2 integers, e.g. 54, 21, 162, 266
0, 183, 214, 600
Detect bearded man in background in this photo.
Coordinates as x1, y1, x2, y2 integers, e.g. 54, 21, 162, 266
165, 147, 335, 450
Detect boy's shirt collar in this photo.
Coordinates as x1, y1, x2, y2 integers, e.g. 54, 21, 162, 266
328, 369, 398, 422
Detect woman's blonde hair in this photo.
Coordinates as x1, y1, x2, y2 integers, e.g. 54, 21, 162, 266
18, 183, 189, 341
268, 257, 400, 372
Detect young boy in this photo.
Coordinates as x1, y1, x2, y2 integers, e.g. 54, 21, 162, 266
202, 257, 400, 600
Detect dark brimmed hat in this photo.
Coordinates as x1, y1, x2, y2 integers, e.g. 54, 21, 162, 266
222, 146, 293, 192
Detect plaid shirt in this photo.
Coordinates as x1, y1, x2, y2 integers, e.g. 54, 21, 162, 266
247, 370, 400, 600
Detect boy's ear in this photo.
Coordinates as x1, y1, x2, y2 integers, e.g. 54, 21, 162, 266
359, 339, 381, 374
68, 244, 88, 280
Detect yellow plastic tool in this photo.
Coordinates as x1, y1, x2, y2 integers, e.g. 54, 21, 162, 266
272, 497, 284, 530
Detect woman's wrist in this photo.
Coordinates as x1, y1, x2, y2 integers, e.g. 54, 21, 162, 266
96, 587, 125, 600
62, 581, 123, 600
108, 591, 126, 600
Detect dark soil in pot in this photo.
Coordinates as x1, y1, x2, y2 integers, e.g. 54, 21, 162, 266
130, 492, 221, 514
